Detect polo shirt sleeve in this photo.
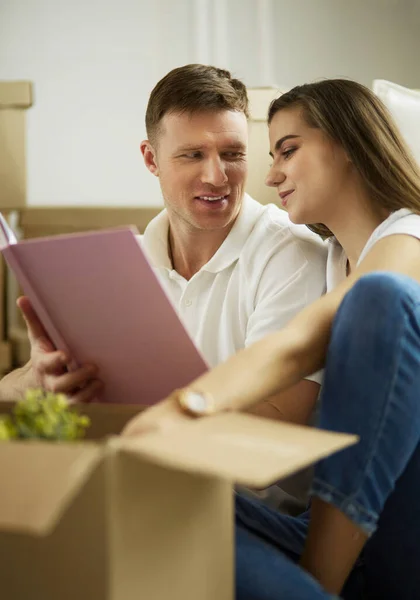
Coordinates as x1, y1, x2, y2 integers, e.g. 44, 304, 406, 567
244, 236, 327, 385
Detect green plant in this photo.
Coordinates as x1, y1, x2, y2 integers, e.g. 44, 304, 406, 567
0, 389, 90, 441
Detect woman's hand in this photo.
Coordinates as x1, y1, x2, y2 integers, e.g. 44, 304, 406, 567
122, 396, 194, 437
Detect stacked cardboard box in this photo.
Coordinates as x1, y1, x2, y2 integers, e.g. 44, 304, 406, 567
0, 81, 33, 375
246, 87, 283, 206
0, 81, 32, 209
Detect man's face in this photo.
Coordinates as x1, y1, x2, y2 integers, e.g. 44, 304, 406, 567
141, 110, 248, 234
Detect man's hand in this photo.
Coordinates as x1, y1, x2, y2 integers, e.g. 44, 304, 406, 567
17, 296, 103, 402
122, 396, 194, 437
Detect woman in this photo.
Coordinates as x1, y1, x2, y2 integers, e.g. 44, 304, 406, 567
124, 79, 420, 599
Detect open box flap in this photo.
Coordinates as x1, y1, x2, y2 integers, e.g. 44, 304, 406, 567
116, 413, 358, 488
0, 441, 102, 535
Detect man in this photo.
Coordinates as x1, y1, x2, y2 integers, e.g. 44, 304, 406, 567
1, 65, 326, 428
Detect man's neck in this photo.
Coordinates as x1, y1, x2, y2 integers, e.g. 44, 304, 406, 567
168, 224, 233, 281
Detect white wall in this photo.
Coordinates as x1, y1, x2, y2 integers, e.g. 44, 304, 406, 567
0, 0, 419, 207
269, 0, 420, 90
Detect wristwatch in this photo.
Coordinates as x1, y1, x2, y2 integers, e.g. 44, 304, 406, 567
175, 388, 217, 417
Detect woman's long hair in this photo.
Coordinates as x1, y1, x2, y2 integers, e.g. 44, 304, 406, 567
268, 79, 420, 237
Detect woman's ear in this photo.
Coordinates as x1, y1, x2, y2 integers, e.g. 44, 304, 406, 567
341, 145, 352, 165
140, 140, 159, 176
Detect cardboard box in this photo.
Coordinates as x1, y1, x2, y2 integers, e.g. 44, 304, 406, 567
18, 206, 162, 238
0, 402, 357, 600
247, 87, 283, 206
0, 81, 33, 209
0, 341, 11, 376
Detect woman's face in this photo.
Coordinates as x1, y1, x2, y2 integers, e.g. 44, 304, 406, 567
266, 107, 351, 226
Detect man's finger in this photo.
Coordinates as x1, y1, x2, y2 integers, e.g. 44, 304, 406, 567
43, 364, 98, 395
35, 349, 68, 377
17, 296, 54, 351
70, 379, 104, 404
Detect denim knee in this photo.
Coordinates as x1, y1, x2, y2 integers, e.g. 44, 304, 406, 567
340, 271, 420, 318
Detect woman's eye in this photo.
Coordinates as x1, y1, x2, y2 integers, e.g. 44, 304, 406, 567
282, 147, 296, 159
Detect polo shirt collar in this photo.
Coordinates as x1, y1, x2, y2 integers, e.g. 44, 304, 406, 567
143, 194, 264, 274
142, 209, 172, 270
203, 194, 264, 273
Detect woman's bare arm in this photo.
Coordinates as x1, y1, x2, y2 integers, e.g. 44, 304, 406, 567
124, 234, 420, 436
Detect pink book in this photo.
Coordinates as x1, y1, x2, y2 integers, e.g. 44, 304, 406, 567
0, 214, 208, 404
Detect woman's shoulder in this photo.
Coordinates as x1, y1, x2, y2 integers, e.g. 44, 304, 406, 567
359, 209, 420, 265
379, 209, 420, 235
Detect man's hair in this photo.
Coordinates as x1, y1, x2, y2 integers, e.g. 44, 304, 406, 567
145, 64, 249, 145
268, 79, 420, 238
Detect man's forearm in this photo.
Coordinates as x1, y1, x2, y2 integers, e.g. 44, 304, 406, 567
0, 361, 36, 402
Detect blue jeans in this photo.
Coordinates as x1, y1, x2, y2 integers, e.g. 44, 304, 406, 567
236, 272, 420, 599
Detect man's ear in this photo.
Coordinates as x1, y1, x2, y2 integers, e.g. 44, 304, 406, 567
140, 140, 159, 176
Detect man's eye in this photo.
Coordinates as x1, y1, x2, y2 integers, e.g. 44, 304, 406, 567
181, 152, 201, 159
223, 152, 245, 159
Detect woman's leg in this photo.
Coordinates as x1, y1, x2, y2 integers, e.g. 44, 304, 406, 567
236, 523, 337, 600
306, 272, 420, 597
236, 492, 309, 560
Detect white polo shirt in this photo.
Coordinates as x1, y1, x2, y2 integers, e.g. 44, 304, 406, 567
140, 194, 327, 382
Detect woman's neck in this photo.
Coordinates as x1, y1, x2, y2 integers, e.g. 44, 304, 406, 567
333, 213, 382, 272
325, 188, 390, 273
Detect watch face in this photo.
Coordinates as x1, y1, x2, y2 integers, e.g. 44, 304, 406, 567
186, 391, 211, 414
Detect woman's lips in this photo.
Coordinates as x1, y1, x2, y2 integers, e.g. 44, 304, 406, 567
278, 189, 294, 207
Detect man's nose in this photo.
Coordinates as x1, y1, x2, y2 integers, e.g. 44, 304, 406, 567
201, 157, 228, 187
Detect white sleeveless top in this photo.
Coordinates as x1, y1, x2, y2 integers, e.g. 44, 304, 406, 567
326, 209, 420, 292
